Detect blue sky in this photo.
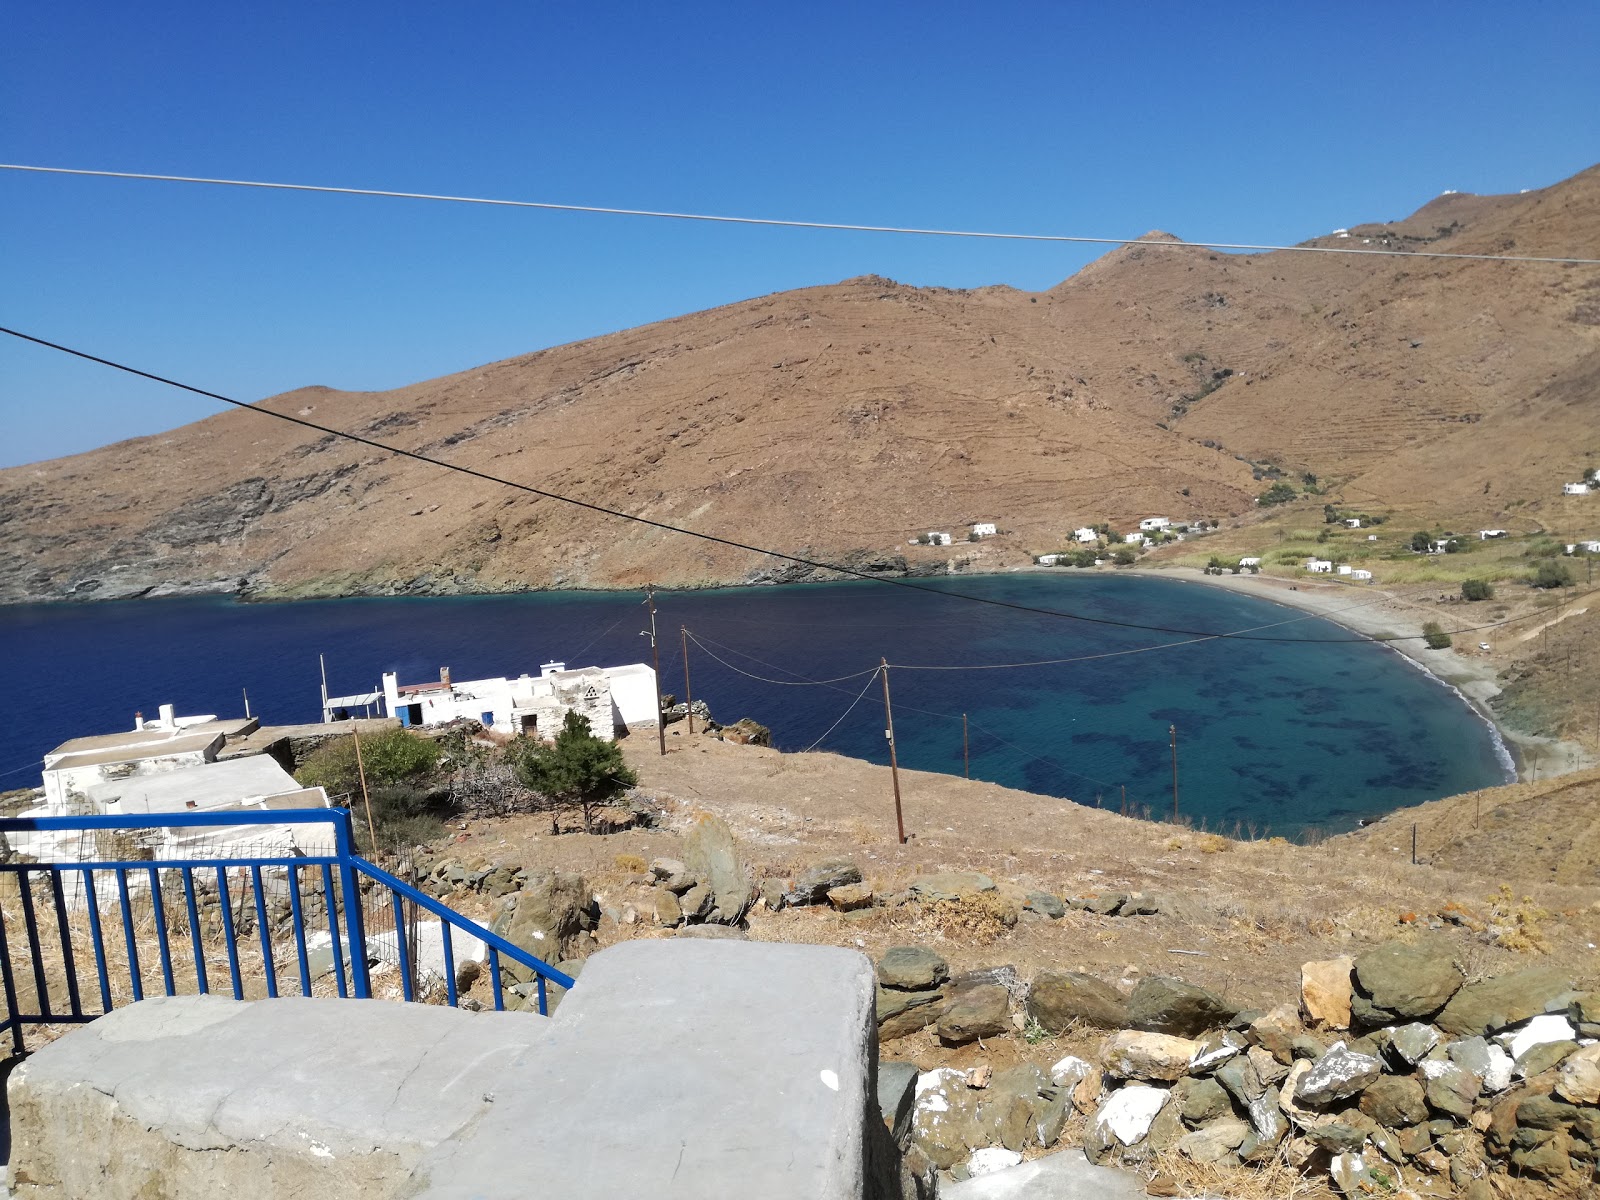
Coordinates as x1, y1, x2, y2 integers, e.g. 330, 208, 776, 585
3, 2, 1597, 468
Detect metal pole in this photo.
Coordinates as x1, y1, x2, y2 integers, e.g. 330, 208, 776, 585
319, 653, 329, 723
962, 712, 969, 778
880, 660, 906, 845
1169, 724, 1179, 823
242, 688, 250, 719
643, 588, 666, 756
681, 626, 695, 735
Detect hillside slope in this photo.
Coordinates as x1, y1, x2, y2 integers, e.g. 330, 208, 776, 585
2, 166, 1597, 604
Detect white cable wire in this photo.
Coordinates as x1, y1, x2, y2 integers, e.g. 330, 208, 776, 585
800, 668, 883, 753
6, 164, 1597, 266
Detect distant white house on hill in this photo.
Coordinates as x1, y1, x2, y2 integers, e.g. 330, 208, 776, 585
1564, 482, 1590, 496
970, 522, 996, 538
1351, 569, 1374, 581
1138, 517, 1171, 532
1478, 529, 1508, 540
1239, 556, 1262, 568
1566, 541, 1600, 555
1073, 527, 1098, 544
927, 531, 953, 546
1306, 559, 1334, 573
381, 661, 657, 741
1344, 518, 1362, 528
1036, 553, 1063, 565
1124, 532, 1145, 544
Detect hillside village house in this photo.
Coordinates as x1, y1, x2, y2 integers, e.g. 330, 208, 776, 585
1564, 482, 1590, 495
1336, 564, 1354, 575
1565, 541, 1600, 555
1344, 518, 1362, 528
1124, 531, 1145, 544
1239, 556, 1262, 568
1351, 569, 1374, 581
1138, 517, 1171, 532
1306, 559, 1334, 573
926, 531, 953, 546
1035, 553, 1063, 565
1073, 527, 1098, 544
1479, 529, 1509, 540
382, 661, 658, 741
970, 522, 996, 538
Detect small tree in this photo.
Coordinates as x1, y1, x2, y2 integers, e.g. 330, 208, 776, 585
1461, 579, 1494, 602
1410, 531, 1433, 553
1111, 546, 1138, 566
1532, 561, 1574, 590
509, 711, 638, 833
296, 728, 440, 797
1257, 482, 1297, 506
1422, 621, 1453, 650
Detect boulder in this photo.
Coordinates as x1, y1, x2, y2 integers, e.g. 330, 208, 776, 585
653, 888, 683, 928
1555, 1043, 1600, 1105
1023, 891, 1066, 919
1294, 1042, 1383, 1106
1127, 976, 1236, 1037
1351, 939, 1463, 1021
1434, 967, 1576, 1037
1026, 970, 1128, 1032
877, 988, 947, 1041
938, 984, 1011, 1046
681, 811, 751, 924
490, 869, 590, 982
788, 859, 862, 906
1385, 1022, 1439, 1066
1174, 1076, 1231, 1125
1189, 1029, 1247, 1074
877, 946, 949, 992
1104, 1030, 1200, 1083
1359, 1074, 1428, 1128
911, 1068, 985, 1170
1247, 1005, 1302, 1064
1419, 1060, 1481, 1119
827, 882, 874, 912
908, 872, 996, 902
980, 1065, 1049, 1152
1300, 957, 1354, 1030
1091, 1086, 1169, 1148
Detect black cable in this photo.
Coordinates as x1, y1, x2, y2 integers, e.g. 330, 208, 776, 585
0, 324, 1545, 645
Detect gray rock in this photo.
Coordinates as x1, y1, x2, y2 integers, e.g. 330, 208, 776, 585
1419, 1060, 1481, 1118
673, 924, 749, 940
1351, 939, 1463, 1021
1189, 1029, 1247, 1074
938, 1146, 1152, 1200
1247, 1087, 1288, 1147
939, 984, 1012, 1045
648, 857, 686, 881
1023, 891, 1066, 919
1026, 970, 1128, 1032
1174, 1076, 1231, 1125
681, 811, 751, 924
981, 1065, 1049, 1152
1215, 1055, 1264, 1107
490, 869, 590, 982
653, 888, 683, 928
876, 988, 947, 1041
878, 1061, 919, 1146
908, 871, 996, 901
877, 946, 949, 992
1308, 1123, 1367, 1153
1294, 1041, 1383, 1106
1359, 1074, 1428, 1127
1126, 975, 1236, 1037
1434, 966, 1577, 1037
758, 878, 786, 912
1119, 892, 1160, 917
679, 883, 713, 922
788, 858, 862, 905
1386, 1022, 1439, 1066
1080, 892, 1127, 916
912, 1068, 985, 1170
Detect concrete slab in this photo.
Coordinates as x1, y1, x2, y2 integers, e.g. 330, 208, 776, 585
406, 938, 879, 1200
940, 1148, 1161, 1200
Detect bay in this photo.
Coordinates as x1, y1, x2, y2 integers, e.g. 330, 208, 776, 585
0, 574, 1510, 837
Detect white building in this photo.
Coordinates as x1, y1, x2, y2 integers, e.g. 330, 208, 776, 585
927, 532, 953, 546
1238, 557, 1262, 568
1344, 518, 1362, 528
1351, 569, 1374, 581
1073, 527, 1098, 544
1138, 517, 1172, 532
1564, 483, 1590, 496
1336, 564, 1353, 575
1124, 531, 1145, 544
1035, 554, 1063, 566
381, 661, 657, 741
970, 522, 996, 538
1478, 529, 1508, 540
1306, 559, 1334, 573
1565, 541, 1600, 555
40, 705, 256, 813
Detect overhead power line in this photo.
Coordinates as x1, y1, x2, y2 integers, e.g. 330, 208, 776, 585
4, 164, 1599, 266
0, 324, 1546, 645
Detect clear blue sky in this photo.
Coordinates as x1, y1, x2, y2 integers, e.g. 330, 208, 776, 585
3, 2, 1597, 467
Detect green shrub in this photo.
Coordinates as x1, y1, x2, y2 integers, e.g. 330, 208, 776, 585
1257, 482, 1298, 506
1461, 579, 1494, 601
296, 728, 441, 798
1532, 561, 1574, 589
1422, 622, 1453, 650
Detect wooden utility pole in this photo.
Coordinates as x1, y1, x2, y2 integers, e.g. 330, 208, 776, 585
680, 626, 695, 734
962, 713, 969, 779
1169, 724, 1180, 823
880, 659, 906, 844
351, 721, 378, 852
242, 688, 251, 719
643, 588, 665, 756
1120, 784, 1127, 816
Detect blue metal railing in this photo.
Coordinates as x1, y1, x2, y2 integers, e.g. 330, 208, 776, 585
0, 808, 574, 1054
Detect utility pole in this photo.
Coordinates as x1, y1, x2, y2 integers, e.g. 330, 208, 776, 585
680, 626, 696, 735
351, 721, 378, 852
962, 712, 969, 779
242, 688, 251, 720
880, 659, 906, 844
1121, 784, 1127, 816
642, 588, 666, 756
1169, 724, 1180, 823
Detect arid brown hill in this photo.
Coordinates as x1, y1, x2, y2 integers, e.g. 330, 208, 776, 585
3, 165, 1597, 603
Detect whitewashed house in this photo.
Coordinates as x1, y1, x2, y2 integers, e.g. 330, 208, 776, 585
1073, 527, 1098, 544
1238, 556, 1262, 568
970, 522, 997, 538
1035, 553, 1063, 565
1478, 530, 1508, 540
1344, 518, 1362, 528
1336, 564, 1353, 575
1351, 569, 1374, 581
1566, 540, 1600, 555
1138, 517, 1172, 532
927, 531, 953, 546
1306, 559, 1334, 574
382, 661, 657, 741
1564, 483, 1590, 496
1367, 534, 1379, 541
39, 705, 255, 813
1124, 531, 1145, 544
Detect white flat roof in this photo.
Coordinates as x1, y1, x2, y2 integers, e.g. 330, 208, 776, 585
86, 756, 308, 814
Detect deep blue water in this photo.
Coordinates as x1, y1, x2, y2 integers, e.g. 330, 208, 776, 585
0, 575, 1511, 836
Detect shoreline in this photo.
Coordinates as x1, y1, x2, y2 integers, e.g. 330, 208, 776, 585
1126, 565, 1594, 785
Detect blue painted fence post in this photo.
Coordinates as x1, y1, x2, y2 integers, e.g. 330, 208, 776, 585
334, 809, 372, 999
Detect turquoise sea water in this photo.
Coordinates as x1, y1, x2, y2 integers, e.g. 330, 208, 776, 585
0, 574, 1511, 836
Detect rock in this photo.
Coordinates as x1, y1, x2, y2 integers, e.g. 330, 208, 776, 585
981, 1065, 1048, 1152
719, 717, 771, 746
681, 811, 751, 924
788, 858, 862, 906
1556, 1042, 1600, 1104
1514, 1039, 1577, 1079
1104, 1030, 1200, 1082
1360, 1074, 1428, 1127
1092, 1085, 1169, 1147
878, 1060, 919, 1145
1026, 970, 1128, 1032
1215, 1055, 1264, 1108
965, 1146, 1023, 1177
490, 869, 590, 982
1049, 1055, 1093, 1090
938, 984, 1012, 1045
1510, 1129, 1574, 1180
1300, 957, 1354, 1030
912, 1068, 985, 1170
1246, 1004, 1302, 1063
673, 924, 749, 940
878, 946, 949, 992
1351, 939, 1463, 1021
648, 857, 686, 881
1247, 1045, 1289, 1088
1023, 891, 1065, 919
1126, 976, 1236, 1037
908, 872, 996, 902
1189, 1029, 1247, 1073
950, 965, 1022, 1004
1176, 1117, 1249, 1165
653, 888, 683, 927
1308, 1122, 1367, 1154
1145, 1101, 1185, 1155
1385, 1021, 1439, 1066
827, 882, 874, 912
1447, 1035, 1514, 1093
757, 878, 786, 912
967, 1065, 992, 1089
1419, 1059, 1481, 1119
1174, 1076, 1231, 1125
1516, 1092, 1580, 1130
1080, 892, 1127, 916
679, 883, 713, 922
1247, 1088, 1288, 1148
877, 987, 947, 1041
1498, 1012, 1577, 1073
1294, 1041, 1383, 1106
1434, 966, 1576, 1036
1071, 1065, 1103, 1114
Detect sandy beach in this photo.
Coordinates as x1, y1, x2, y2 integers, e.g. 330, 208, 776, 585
1127, 565, 1594, 784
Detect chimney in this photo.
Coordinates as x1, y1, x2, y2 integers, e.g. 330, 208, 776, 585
134, 711, 144, 731
158, 703, 176, 729
440, 666, 452, 688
